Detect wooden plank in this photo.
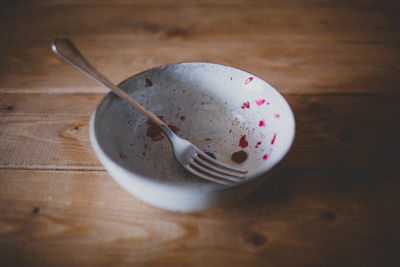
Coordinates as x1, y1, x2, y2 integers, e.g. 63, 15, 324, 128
1, 1, 399, 94
0, 169, 399, 266
2, 39, 399, 95
0, 94, 103, 170
2, 0, 398, 42
1, 93, 399, 171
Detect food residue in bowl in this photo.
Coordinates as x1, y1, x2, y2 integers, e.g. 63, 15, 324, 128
231, 150, 248, 163
238, 135, 248, 148
130, 77, 281, 167
145, 116, 180, 141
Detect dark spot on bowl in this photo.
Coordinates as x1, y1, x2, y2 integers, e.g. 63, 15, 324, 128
6, 105, 13, 111
145, 78, 152, 86
231, 150, 248, 163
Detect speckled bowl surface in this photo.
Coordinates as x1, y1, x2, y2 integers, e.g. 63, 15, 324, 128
90, 62, 295, 212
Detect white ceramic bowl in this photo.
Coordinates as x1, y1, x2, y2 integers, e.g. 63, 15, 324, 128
90, 62, 295, 212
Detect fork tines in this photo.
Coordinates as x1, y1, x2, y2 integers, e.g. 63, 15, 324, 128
186, 150, 248, 186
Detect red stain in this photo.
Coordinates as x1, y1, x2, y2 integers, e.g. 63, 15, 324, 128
230, 77, 233, 80
241, 101, 250, 109
271, 133, 277, 144
119, 153, 127, 159
180, 115, 186, 120
259, 120, 266, 127
231, 150, 248, 163
201, 101, 205, 105
146, 117, 164, 141
267, 102, 270, 105
150, 132, 164, 141
239, 135, 248, 148
229, 129, 232, 133
168, 124, 180, 134
274, 114, 280, 118
255, 141, 262, 148
245, 77, 254, 84
255, 99, 266, 106
204, 137, 212, 141
146, 116, 179, 141
262, 154, 268, 160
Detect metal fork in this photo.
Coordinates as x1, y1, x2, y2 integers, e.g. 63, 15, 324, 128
52, 38, 248, 186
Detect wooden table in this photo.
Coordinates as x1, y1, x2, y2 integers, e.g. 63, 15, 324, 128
1, 0, 399, 266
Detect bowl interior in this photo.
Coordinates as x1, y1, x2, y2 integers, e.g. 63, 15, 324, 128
92, 63, 295, 191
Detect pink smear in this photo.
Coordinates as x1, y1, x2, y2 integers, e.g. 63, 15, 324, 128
262, 154, 268, 160
241, 101, 250, 109
230, 77, 233, 80
274, 114, 280, 118
267, 102, 270, 105
271, 133, 277, 144
259, 120, 266, 127
239, 135, 249, 148
245, 77, 254, 84
255, 99, 266, 106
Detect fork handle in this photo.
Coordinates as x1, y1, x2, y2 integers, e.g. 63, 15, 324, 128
52, 37, 166, 129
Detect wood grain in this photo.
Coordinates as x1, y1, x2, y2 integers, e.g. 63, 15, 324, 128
1, 93, 399, 171
0, 94, 102, 170
1, 0, 399, 94
0, 169, 399, 266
